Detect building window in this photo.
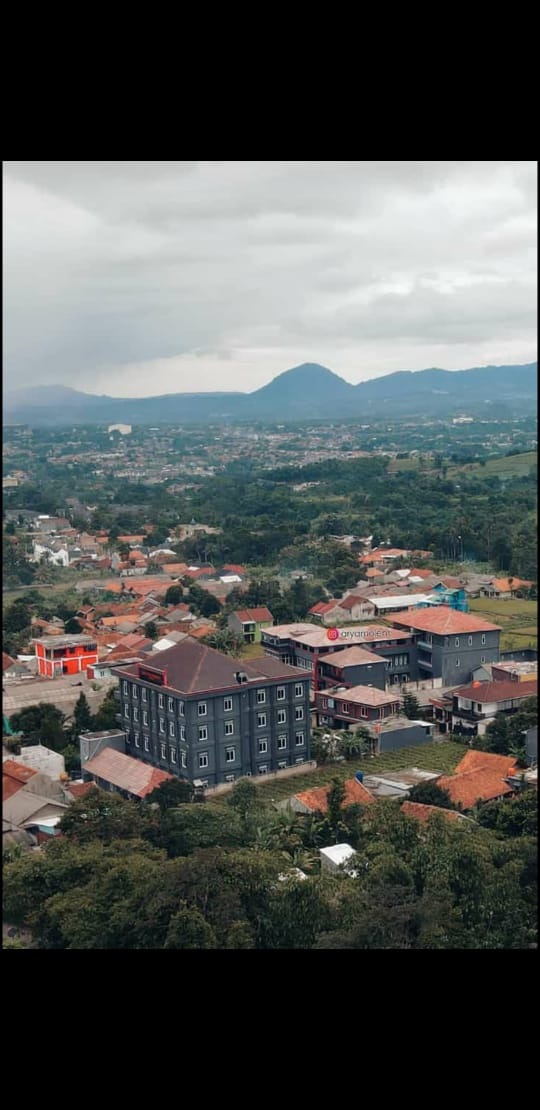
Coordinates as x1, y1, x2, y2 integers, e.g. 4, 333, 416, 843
169, 721, 175, 738
468, 636, 473, 646
225, 747, 235, 763
277, 709, 286, 724
141, 688, 147, 702
455, 638, 460, 648
278, 734, 287, 750
144, 737, 150, 752
180, 725, 186, 741
142, 710, 148, 726
258, 765, 268, 775
258, 739, 268, 754
295, 732, 304, 747
257, 689, 266, 704
133, 707, 139, 722
132, 683, 138, 697
257, 713, 267, 728
124, 705, 130, 718
178, 700, 184, 716
295, 757, 305, 765
224, 697, 233, 712
170, 747, 177, 763
168, 697, 174, 713
225, 721, 234, 736
160, 743, 167, 759
295, 706, 304, 721
199, 753, 209, 769
481, 634, 486, 645
134, 732, 140, 748
198, 726, 208, 741
277, 686, 285, 701
158, 694, 164, 709
341, 703, 350, 715
456, 658, 460, 667
181, 751, 187, 768
481, 656, 486, 664
295, 683, 303, 697
278, 760, 287, 770
123, 681, 128, 695
225, 774, 235, 783
198, 702, 207, 716
360, 706, 368, 718
159, 717, 165, 734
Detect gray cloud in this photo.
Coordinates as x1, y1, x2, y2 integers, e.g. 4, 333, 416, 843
3, 161, 536, 395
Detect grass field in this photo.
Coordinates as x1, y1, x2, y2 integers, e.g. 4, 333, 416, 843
387, 457, 421, 473
248, 740, 466, 805
451, 451, 537, 480
469, 598, 537, 652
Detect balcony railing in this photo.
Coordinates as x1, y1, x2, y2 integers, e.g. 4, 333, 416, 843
417, 641, 433, 652
418, 658, 433, 670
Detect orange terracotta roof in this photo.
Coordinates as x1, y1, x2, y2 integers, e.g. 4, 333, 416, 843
3, 652, 16, 671
491, 577, 533, 592
318, 646, 387, 666
392, 605, 501, 635
294, 777, 375, 813
188, 625, 216, 640
366, 567, 385, 578
328, 683, 401, 707
309, 601, 339, 615
3, 760, 38, 800
436, 768, 515, 809
65, 781, 98, 799
401, 801, 465, 823
453, 750, 518, 777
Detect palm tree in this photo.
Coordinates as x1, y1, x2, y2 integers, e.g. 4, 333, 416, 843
337, 727, 372, 761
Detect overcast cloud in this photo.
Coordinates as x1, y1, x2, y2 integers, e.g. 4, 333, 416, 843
3, 160, 537, 396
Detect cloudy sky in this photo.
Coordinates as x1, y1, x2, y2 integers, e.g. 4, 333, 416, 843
3, 160, 537, 396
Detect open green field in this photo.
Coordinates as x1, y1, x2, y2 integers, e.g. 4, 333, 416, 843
469, 598, 537, 652
387, 456, 421, 473
250, 740, 465, 805
452, 451, 537, 480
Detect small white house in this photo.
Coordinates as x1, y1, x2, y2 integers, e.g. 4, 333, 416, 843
320, 843, 358, 876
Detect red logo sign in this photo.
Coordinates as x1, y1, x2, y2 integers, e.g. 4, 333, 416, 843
327, 627, 339, 641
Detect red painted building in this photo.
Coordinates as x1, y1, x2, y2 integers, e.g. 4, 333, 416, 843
34, 635, 98, 679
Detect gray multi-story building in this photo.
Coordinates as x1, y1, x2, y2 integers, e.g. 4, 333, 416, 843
391, 606, 501, 687
261, 623, 416, 690
113, 638, 311, 788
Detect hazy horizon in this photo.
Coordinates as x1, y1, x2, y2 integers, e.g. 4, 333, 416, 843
4, 161, 537, 397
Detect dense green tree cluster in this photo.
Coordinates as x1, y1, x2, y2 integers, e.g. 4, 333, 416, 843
3, 776, 536, 949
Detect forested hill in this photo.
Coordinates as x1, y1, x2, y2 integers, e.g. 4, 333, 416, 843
3, 361, 537, 424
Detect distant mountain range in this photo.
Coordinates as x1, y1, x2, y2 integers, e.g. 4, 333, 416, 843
3, 361, 537, 425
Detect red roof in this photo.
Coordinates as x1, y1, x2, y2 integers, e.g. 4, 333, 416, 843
233, 607, 274, 623
309, 600, 339, 615
401, 801, 465, 823
491, 576, 533, 592
223, 564, 246, 575
294, 777, 375, 813
436, 751, 518, 810
66, 781, 97, 800
392, 605, 501, 635
3, 760, 38, 800
3, 652, 15, 672
116, 636, 304, 694
83, 749, 174, 798
454, 679, 537, 704
453, 751, 519, 777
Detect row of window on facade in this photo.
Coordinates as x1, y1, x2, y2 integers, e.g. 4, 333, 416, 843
123, 705, 304, 733
122, 682, 305, 712
127, 732, 306, 766
198, 758, 306, 787
423, 634, 488, 647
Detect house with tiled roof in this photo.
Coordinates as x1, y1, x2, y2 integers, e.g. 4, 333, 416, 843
400, 801, 468, 824
391, 605, 502, 687
449, 678, 537, 737
316, 684, 401, 729
82, 747, 174, 800
227, 606, 274, 644
289, 777, 375, 815
317, 646, 388, 692
261, 622, 415, 690
480, 576, 534, 599
435, 750, 518, 811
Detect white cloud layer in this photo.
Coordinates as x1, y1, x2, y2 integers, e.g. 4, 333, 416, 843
3, 160, 537, 395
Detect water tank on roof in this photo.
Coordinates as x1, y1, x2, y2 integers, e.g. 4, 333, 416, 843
355, 771, 364, 783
